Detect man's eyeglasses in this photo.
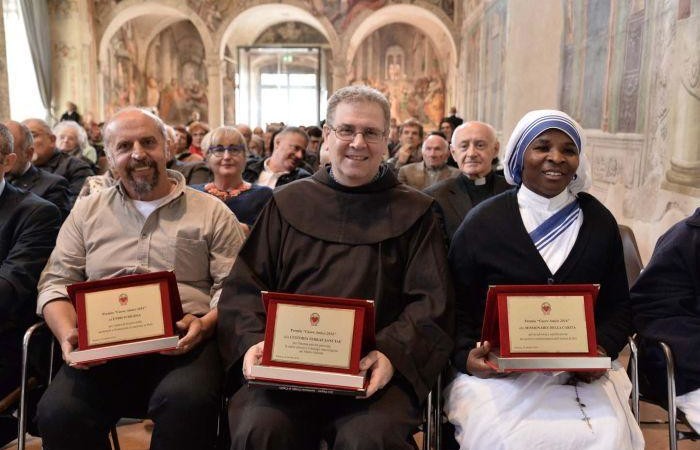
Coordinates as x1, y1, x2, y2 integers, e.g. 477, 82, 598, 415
327, 125, 386, 144
208, 145, 246, 157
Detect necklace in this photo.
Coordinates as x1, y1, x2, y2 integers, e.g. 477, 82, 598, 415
204, 181, 251, 201
567, 378, 593, 431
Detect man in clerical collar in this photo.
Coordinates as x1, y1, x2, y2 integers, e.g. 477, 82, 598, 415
398, 132, 459, 190
4, 120, 70, 220
35, 107, 244, 450
22, 118, 94, 207
425, 121, 512, 240
218, 85, 454, 450
242, 126, 311, 188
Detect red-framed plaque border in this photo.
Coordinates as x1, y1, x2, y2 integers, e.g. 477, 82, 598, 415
482, 284, 600, 358
260, 291, 375, 375
67, 271, 184, 351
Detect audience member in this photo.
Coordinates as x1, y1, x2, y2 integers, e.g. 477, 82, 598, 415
234, 124, 253, 147
444, 106, 463, 131
35, 107, 245, 450
192, 126, 272, 235
187, 121, 209, 158
425, 121, 512, 239
59, 101, 82, 124
631, 208, 700, 431
165, 126, 211, 185
4, 120, 70, 220
439, 119, 454, 143
304, 125, 323, 172
23, 118, 94, 207
54, 120, 98, 165
444, 110, 643, 449
398, 133, 458, 190
263, 122, 284, 153
172, 125, 202, 162
387, 118, 424, 169
243, 126, 311, 188
248, 134, 265, 158
0, 124, 61, 446
252, 126, 263, 138
387, 117, 400, 156
218, 85, 453, 450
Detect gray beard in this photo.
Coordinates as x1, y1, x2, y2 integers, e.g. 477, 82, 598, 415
127, 169, 159, 196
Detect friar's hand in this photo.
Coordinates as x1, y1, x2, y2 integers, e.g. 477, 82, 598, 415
360, 350, 395, 398
242, 341, 265, 380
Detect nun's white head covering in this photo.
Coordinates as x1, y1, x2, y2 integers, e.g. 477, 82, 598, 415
504, 109, 591, 195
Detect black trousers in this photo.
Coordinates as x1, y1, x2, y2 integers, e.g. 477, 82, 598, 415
36, 339, 222, 450
227, 378, 422, 450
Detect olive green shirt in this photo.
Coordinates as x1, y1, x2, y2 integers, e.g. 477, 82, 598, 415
37, 170, 245, 316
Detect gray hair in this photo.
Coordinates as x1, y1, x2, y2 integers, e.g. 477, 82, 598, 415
201, 126, 247, 154
0, 124, 14, 157
422, 133, 449, 151
452, 121, 498, 147
17, 123, 34, 153
53, 120, 88, 151
326, 85, 391, 133
103, 107, 168, 153
275, 126, 309, 147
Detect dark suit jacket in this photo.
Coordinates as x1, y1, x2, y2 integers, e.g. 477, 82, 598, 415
36, 149, 94, 206
424, 172, 511, 240
8, 165, 71, 220
0, 182, 61, 331
243, 157, 311, 188
168, 159, 213, 185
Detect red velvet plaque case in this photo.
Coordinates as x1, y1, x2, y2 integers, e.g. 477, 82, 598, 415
249, 291, 375, 395
481, 284, 611, 372
67, 271, 184, 363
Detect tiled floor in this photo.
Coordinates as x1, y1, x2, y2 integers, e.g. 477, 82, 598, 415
5, 403, 700, 450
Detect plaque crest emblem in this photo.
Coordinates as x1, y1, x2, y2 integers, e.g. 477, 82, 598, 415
118, 293, 128, 306
541, 302, 551, 315
310, 313, 320, 326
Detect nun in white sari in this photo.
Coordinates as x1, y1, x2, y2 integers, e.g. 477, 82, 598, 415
444, 110, 644, 450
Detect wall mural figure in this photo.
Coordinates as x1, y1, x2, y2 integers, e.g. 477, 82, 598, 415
350, 23, 445, 130
104, 20, 208, 124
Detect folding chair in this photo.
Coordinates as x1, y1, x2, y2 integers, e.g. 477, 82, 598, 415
628, 336, 700, 450
17, 321, 120, 450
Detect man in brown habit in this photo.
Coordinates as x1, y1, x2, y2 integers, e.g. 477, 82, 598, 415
218, 85, 454, 450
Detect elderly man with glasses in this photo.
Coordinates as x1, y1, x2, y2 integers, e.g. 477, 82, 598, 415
218, 85, 454, 450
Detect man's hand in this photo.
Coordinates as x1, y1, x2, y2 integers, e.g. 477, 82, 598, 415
466, 341, 499, 379
397, 144, 415, 164
161, 314, 204, 356
242, 341, 264, 380
60, 327, 106, 369
360, 350, 394, 398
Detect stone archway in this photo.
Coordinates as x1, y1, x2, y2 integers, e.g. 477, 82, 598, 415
97, 1, 215, 122
344, 3, 458, 111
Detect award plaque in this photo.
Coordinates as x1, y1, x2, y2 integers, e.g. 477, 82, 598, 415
66, 271, 184, 363
249, 291, 375, 396
482, 284, 611, 372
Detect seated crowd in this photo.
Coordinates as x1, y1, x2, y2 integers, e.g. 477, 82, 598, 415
0, 85, 697, 450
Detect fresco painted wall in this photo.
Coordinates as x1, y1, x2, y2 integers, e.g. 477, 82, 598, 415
103, 20, 208, 124
350, 23, 446, 130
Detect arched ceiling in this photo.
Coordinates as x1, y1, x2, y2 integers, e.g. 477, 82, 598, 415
346, 4, 457, 74
219, 3, 338, 59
